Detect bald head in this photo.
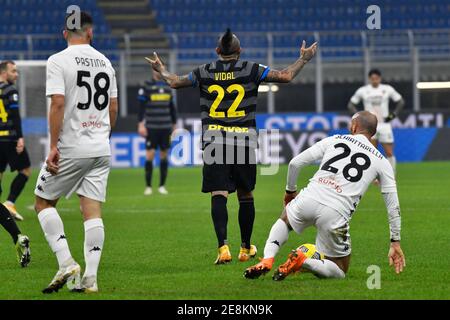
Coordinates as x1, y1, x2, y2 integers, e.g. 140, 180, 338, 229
216, 28, 241, 58
351, 111, 378, 137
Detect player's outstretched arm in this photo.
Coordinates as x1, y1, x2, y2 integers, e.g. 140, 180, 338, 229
145, 53, 192, 89
264, 41, 318, 83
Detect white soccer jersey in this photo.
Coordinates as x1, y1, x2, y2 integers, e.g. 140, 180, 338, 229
350, 84, 402, 123
289, 134, 397, 219
46, 44, 118, 158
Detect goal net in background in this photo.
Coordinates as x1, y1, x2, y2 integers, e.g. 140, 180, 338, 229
15, 60, 49, 168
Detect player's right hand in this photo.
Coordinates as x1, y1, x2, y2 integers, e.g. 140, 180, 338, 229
46, 147, 60, 176
284, 191, 298, 207
145, 52, 164, 73
388, 242, 406, 274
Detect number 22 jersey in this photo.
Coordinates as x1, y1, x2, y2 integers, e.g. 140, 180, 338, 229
297, 134, 397, 218
46, 44, 118, 158
188, 59, 270, 148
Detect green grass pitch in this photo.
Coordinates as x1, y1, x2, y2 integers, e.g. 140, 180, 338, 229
0, 162, 449, 300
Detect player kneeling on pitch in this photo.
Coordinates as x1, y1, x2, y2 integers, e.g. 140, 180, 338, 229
244, 111, 405, 281
34, 12, 118, 293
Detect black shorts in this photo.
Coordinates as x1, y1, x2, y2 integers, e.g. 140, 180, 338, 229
146, 129, 172, 151
0, 141, 31, 172
202, 144, 257, 193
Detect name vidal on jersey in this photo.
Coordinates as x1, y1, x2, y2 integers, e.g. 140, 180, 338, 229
75, 57, 107, 68
335, 135, 383, 159
215, 72, 235, 81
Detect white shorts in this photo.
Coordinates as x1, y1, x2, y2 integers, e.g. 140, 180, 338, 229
374, 122, 394, 144
286, 196, 351, 258
35, 156, 111, 203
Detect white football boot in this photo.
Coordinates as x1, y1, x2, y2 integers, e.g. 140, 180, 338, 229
144, 187, 153, 196
72, 275, 98, 294
42, 258, 81, 294
81, 276, 98, 293
16, 234, 31, 267
158, 186, 168, 195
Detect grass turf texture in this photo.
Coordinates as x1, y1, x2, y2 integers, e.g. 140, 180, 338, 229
0, 162, 449, 300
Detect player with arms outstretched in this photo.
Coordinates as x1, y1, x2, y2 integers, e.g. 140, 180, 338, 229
146, 29, 317, 264
348, 69, 405, 172
244, 111, 405, 280
34, 12, 118, 293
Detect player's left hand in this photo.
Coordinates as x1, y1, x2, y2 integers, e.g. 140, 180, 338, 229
284, 191, 298, 207
46, 147, 60, 176
300, 41, 318, 62
16, 138, 25, 154
384, 112, 396, 123
388, 241, 406, 274
145, 52, 165, 73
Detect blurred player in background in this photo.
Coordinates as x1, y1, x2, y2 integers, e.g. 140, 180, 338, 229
347, 69, 405, 172
0, 202, 30, 267
244, 111, 405, 281
137, 70, 177, 196
146, 29, 317, 264
0, 60, 32, 221
34, 12, 118, 294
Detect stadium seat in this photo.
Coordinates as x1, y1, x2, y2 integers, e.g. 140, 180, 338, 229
149, 0, 450, 61
0, 1, 116, 60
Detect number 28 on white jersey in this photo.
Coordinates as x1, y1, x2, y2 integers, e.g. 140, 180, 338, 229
299, 134, 397, 217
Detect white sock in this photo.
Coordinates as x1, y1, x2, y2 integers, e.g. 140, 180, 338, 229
38, 208, 72, 267
302, 258, 346, 279
263, 219, 290, 259
83, 218, 104, 278
387, 156, 396, 173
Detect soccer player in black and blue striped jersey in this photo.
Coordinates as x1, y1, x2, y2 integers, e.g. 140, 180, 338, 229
137, 70, 177, 196
0, 60, 32, 221
146, 29, 317, 265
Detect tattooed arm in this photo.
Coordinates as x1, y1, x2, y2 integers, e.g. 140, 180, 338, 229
145, 53, 193, 89
264, 41, 318, 83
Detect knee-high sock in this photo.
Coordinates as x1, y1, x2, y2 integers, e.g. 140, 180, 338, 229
302, 258, 346, 279
263, 219, 290, 259
211, 195, 228, 248
145, 161, 153, 187
7, 173, 29, 203
38, 208, 72, 267
387, 156, 396, 173
238, 198, 255, 249
0, 203, 20, 243
160, 158, 168, 187
84, 218, 105, 278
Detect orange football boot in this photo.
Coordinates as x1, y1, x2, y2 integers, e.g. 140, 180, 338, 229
243, 257, 274, 279
272, 249, 308, 281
